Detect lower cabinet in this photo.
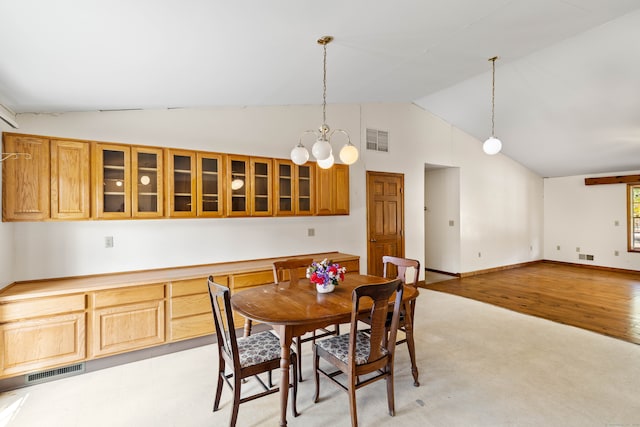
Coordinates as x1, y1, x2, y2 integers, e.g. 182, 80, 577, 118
89, 284, 165, 358
168, 276, 228, 341
0, 294, 86, 376
229, 270, 275, 328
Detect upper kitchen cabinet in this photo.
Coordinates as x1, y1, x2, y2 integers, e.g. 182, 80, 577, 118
225, 155, 273, 217
315, 163, 349, 216
92, 143, 131, 219
274, 160, 314, 216
2, 134, 51, 221
51, 139, 91, 220
165, 149, 196, 217
196, 152, 224, 217
131, 147, 164, 218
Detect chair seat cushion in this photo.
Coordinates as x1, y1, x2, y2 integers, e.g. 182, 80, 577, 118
237, 331, 282, 368
316, 331, 388, 365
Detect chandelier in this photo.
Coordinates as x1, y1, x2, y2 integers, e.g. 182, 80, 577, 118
290, 36, 359, 168
483, 56, 502, 155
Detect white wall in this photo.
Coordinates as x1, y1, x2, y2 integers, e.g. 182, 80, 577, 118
2, 102, 545, 287
544, 171, 640, 270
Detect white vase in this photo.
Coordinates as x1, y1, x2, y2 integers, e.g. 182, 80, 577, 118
316, 283, 335, 293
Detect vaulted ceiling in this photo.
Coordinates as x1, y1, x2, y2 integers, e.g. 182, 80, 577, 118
1, 0, 639, 177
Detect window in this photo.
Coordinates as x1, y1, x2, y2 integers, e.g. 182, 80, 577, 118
628, 184, 640, 251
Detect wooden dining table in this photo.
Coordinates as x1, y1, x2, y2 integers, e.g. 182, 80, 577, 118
230, 273, 419, 426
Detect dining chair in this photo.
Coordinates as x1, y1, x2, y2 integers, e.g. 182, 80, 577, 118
312, 279, 404, 427
361, 255, 421, 386
273, 257, 340, 381
207, 277, 298, 427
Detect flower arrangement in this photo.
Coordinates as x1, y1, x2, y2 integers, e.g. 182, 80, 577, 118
306, 258, 346, 288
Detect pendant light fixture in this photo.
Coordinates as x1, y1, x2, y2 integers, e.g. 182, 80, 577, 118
291, 36, 359, 167
483, 56, 502, 155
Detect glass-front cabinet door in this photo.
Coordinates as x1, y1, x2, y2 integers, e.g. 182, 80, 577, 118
94, 143, 131, 219
132, 147, 163, 218
197, 152, 224, 217
250, 157, 272, 216
226, 155, 249, 216
295, 163, 315, 215
274, 159, 294, 216
166, 149, 196, 217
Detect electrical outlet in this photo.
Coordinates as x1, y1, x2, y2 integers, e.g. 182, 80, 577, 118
576, 247, 580, 252
478, 252, 481, 258
614, 250, 619, 256
105, 236, 114, 248
307, 228, 315, 237
614, 220, 620, 226
556, 245, 560, 250
449, 220, 454, 226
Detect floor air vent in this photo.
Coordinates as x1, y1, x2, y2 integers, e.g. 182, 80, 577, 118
26, 363, 85, 385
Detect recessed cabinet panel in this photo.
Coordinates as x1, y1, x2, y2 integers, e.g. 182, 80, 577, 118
93, 143, 131, 219
197, 153, 224, 217
2, 134, 50, 221
132, 147, 163, 218
51, 139, 90, 220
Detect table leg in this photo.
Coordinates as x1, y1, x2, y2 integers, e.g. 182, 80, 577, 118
274, 324, 293, 426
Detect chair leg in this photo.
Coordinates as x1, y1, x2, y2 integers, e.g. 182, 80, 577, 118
213, 360, 225, 412
312, 345, 320, 403
348, 373, 358, 427
386, 363, 395, 417
290, 353, 299, 417
296, 337, 304, 382
230, 373, 242, 427
404, 303, 420, 387
268, 369, 273, 388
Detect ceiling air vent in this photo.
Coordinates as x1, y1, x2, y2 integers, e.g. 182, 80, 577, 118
366, 128, 389, 152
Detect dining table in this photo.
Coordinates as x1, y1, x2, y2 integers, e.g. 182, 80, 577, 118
230, 273, 419, 426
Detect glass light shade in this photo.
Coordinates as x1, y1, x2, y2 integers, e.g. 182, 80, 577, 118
290, 145, 309, 165
483, 136, 502, 155
140, 175, 150, 185
231, 178, 244, 190
339, 143, 359, 165
317, 153, 334, 169
311, 138, 332, 161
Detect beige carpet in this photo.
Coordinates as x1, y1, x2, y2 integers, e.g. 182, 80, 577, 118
1, 290, 639, 426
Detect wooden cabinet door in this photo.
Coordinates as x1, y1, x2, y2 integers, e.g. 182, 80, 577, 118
0, 312, 86, 377
315, 164, 334, 215
334, 164, 350, 215
166, 149, 197, 217
93, 143, 131, 219
132, 146, 164, 218
295, 163, 315, 215
51, 139, 90, 220
197, 152, 224, 217
274, 159, 294, 216
2, 134, 50, 221
226, 155, 250, 216
250, 157, 272, 216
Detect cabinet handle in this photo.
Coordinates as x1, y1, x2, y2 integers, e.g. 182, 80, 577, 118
370, 239, 377, 242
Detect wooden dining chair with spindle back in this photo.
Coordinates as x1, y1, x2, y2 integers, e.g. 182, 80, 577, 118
207, 277, 298, 427
272, 258, 340, 381
312, 279, 404, 427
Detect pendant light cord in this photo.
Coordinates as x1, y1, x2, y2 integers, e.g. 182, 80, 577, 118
489, 56, 497, 137
322, 41, 327, 126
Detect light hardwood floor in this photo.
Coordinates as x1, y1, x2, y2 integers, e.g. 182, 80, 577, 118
423, 261, 640, 345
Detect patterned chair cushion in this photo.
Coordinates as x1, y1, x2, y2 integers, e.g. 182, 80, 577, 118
237, 331, 282, 368
316, 331, 388, 365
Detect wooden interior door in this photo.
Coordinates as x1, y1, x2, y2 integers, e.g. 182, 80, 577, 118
366, 171, 405, 276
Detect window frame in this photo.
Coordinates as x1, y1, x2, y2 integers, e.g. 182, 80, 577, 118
627, 183, 640, 252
